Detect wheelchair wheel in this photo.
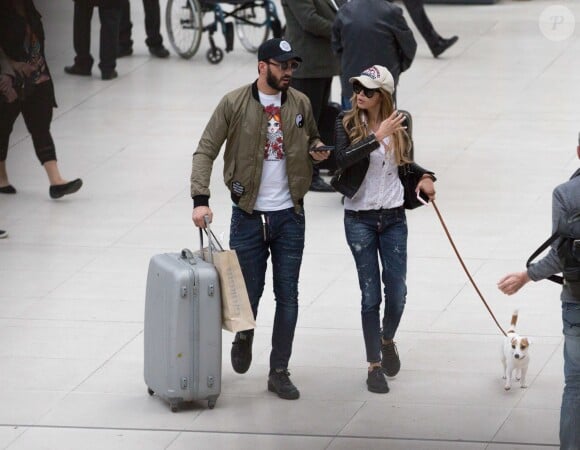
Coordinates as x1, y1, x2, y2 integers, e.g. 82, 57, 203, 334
206, 47, 224, 64
166, 0, 203, 59
235, 1, 271, 53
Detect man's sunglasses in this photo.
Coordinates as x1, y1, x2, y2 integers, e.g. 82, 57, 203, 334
352, 82, 379, 98
266, 60, 301, 71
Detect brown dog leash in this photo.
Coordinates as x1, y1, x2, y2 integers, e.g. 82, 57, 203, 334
430, 200, 507, 337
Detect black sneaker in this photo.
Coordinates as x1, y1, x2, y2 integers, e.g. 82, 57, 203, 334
381, 341, 401, 377
0, 230, 7, 239
367, 367, 389, 393
268, 369, 300, 400
231, 330, 253, 374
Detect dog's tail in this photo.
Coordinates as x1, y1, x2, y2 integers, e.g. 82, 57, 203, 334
508, 309, 519, 333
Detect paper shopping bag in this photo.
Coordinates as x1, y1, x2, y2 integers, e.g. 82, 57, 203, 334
212, 249, 256, 333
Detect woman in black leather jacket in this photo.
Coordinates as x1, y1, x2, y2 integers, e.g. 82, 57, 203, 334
0, 0, 82, 199
331, 65, 436, 394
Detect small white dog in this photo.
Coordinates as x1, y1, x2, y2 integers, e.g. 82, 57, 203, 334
501, 310, 531, 390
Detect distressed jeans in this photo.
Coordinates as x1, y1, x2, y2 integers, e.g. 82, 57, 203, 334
229, 206, 305, 370
560, 302, 580, 450
344, 207, 408, 363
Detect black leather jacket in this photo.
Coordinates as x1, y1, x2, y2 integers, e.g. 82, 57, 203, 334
330, 112, 434, 200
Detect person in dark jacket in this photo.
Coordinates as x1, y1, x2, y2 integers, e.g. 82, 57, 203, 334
282, 0, 340, 192
332, 0, 416, 109
118, 0, 170, 58
331, 65, 435, 394
498, 143, 580, 450
399, 0, 458, 58
0, 0, 83, 199
64, 0, 121, 80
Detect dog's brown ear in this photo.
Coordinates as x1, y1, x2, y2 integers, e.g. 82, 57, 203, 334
521, 337, 530, 348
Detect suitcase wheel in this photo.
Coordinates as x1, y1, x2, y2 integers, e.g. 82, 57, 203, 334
147, 387, 154, 396
208, 399, 216, 409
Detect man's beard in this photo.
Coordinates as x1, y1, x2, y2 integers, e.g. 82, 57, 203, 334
266, 67, 290, 92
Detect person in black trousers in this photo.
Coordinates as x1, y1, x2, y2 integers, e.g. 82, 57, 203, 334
399, 0, 458, 58
282, 0, 339, 192
64, 0, 122, 80
0, 0, 83, 199
118, 0, 170, 58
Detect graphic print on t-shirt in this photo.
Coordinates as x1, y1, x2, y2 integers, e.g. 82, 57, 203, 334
264, 104, 284, 160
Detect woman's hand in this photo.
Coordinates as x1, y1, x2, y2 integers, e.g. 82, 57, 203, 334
374, 110, 406, 142
10, 61, 35, 77
416, 175, 436, 201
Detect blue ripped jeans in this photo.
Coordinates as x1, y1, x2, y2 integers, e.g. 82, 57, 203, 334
560, 302, 580, 450
229, 206, 305, 370
344, 207, 408, 363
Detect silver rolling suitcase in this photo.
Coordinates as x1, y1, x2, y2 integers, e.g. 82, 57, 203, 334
144, 230, 221, 411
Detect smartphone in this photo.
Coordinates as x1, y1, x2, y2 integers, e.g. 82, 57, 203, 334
416, 190, 430, 205
310, 145, 334, 152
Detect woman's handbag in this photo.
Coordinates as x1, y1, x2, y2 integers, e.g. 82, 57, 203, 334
201, 226, 256, 333
399, 164, 428, 209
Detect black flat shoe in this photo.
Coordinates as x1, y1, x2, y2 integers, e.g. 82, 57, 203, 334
49, 178, 83, 199
64, 65, 92, 76
118, 47, 133, 58
431, 36, 459, 58
101, 70, 118, 81
149, 45, 170, 58
0, 184, 17, 194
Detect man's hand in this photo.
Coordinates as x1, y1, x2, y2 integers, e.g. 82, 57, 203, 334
309, 143, 331, 161
10, 61, 35, 77
192, 206, 213, 228
497, 271, 530, 295
0, 75, 17, 103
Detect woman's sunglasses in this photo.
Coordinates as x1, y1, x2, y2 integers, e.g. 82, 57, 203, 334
352, 82, 379, 98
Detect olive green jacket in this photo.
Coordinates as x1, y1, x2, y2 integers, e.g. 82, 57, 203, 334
190, 81, 321, 214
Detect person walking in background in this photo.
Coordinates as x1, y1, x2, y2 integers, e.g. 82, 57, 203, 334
0, 0, 83, 199
64, 0, 121, 80
332, 0, 416, 109
190, 38, 330, 400
282, 0, 340, 192
331, 65, 436, 393
118, 0, 170, 58
498, 141, 580, 450
0, 45, 17, 218
398, 0, 458, 58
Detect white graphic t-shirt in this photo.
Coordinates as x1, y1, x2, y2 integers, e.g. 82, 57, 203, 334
254, 91, 293, 211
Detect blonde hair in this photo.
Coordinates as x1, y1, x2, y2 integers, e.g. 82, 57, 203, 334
342, 89, 412, 165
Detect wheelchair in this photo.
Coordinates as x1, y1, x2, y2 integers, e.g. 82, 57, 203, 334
165, 0, 282, 64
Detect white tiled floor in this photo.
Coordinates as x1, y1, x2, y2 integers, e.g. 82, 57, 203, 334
1, 0, 578, 448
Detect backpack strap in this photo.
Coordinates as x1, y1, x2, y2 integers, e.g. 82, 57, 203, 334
526, 233, 563, 285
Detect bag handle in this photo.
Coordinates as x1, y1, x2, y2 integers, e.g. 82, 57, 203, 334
198, 216, 225, 264
526, 233, 563, 285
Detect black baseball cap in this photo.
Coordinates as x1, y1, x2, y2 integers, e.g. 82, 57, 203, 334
258, 38, 302, 63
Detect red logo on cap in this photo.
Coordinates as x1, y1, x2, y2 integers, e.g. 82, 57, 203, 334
361, 66, 380, 80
